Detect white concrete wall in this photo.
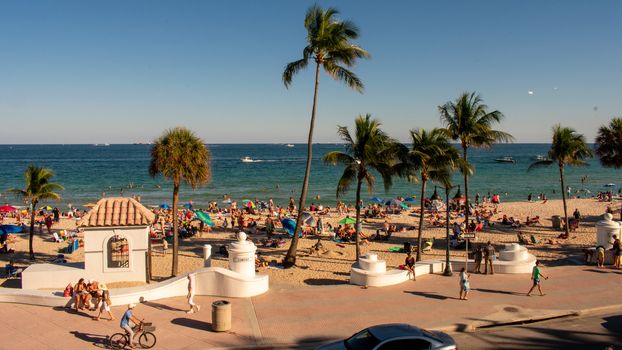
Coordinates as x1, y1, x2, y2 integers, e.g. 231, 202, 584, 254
21, 263, 85, 290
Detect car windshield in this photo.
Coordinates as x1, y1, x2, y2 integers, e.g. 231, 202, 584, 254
345, 329, 381, 350
421, 329, 441, 343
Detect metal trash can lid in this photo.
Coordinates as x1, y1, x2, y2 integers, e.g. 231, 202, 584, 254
213, 300, 230, 307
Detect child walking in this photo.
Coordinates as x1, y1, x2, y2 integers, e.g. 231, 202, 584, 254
459, 267, 470, 300
527, 260, 548, 296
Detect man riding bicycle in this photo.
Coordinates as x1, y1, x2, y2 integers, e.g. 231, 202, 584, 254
120, 303, 141, 348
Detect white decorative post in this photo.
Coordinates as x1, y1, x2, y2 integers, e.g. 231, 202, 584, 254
228, 232, 256, 277
203, 244, 212, 267
596, 213, 621, 249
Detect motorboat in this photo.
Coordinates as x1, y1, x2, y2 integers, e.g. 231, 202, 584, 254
534, 154, 550, 161
495, 156, 516, 163
286, 144, 295, 148
241, 156, 254, 163
604, 183, 616, 187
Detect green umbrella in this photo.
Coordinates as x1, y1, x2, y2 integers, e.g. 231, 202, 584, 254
400, 203, 409, 209
338, 217, 357, 225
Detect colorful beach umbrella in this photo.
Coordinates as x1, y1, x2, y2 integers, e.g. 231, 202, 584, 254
404, 197, 416, 202
281, 218, 296, 235
0, 205, 16, 213
159, 203, 170, 209
42, 205, 53, 211
400, 203, 409, 209
338, 217, 357, 225
182, 203, 193, 209
0, 225, 22, 234
301, 212, 316, 226
242, 200, 256, 208
368, 197, 384, 204
194, 211, 214, 227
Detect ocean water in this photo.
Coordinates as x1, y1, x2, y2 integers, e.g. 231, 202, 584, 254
0, 143, 619, 209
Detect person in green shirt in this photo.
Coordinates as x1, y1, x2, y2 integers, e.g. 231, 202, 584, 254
527, 260, 548, 296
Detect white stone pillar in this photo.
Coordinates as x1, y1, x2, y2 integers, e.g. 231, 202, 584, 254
596, 213, 621, 249
203, 244, 212, 267
228, 232, 256, 277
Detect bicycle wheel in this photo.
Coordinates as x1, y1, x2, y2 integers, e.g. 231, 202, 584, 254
109, 333, 128, 349
139, 332, 157, 349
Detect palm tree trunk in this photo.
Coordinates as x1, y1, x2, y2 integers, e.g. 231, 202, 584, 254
559, 165, 570, 237
171, 182, 180, 276
354, 177, 363, 261
29, 201, 36, 260
462, 146, 469, 233
284, 61, 321, 268
416, 178, 427, 261
444, 186, 452, 276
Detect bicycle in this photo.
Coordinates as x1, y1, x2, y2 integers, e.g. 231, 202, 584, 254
109, 321, 157, 349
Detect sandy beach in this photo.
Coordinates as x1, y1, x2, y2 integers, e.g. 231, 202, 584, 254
1, 197, 619, 289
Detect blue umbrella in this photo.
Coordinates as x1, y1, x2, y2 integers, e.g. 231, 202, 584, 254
385, 199, 402, 206
0, 225, 22, 234
404, 197, 416, 202
280, 218, 303, 237
182, 203, 193, 209
159, 204, 170, 209
369, 197, 384, 204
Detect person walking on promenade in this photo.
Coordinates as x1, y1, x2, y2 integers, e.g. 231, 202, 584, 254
527, 260, 548, 296
473, 245, 483, 273
483, 241, 495, 275
611, 235, 621, 269
186, 274, 200, 314
459, 267, 470, 300
404, 251, 416, 281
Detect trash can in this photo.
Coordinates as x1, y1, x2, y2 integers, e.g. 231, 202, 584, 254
403, 242, 412, 253
212, 300, 231, 332
551, 215, 561, 230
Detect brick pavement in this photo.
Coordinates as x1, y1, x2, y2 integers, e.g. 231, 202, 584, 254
1, 266, 621, 349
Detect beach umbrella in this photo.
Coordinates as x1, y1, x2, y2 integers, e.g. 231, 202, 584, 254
194, 211, 214, 227
385, 199, 402, 207
82, 203, 97, 208
400, 203, 409, 209
182, 203, 193, 209
368, 197, 384, 204
281, 218, 297, 235
42, 205, 53, 211
404, 197, 416, 202
0, 225, 22, 234
0, 205, 16, 213
159, 203, 170, 209
242, 200, 256, 208
338, 217, 357, 225
301, 212, 316, 226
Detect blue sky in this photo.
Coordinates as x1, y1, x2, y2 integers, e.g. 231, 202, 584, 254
0, 0, 620, 144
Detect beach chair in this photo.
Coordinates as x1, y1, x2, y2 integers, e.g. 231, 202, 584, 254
422, 237, 434, 252
530, 235, 539, 244
517, 233, 529, 245
52, 232, 63, 243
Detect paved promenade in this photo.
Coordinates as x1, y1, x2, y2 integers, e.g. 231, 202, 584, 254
1, 265, 621, 349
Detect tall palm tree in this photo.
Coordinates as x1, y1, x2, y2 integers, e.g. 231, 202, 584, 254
323, 114, 400, 260
529, 125, 593, 236
596, 117, 622, 219
407, 128, 460, 261
282, 4, 370, 267
9, 165, 63, 260
149, 127, 211, 276
439, 92, 512, 231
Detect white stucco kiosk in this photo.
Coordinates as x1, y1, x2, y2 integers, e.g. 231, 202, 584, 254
22, 197, 154, 289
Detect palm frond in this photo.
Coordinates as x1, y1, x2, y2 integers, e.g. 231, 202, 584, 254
336, 165, 357, 198
323, 151, 354, 166
527, 160, 554, 172
282, 57, 310, 88
322, 61, 364, 92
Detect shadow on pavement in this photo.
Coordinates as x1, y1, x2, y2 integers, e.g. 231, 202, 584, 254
53, 306, 94, 319
304, 278, 348, 286
403, 290, 458, 300
70, 331, 109, 348
473, 288, 525, 296
171, 317, 213, 331
142, 300, 185, 312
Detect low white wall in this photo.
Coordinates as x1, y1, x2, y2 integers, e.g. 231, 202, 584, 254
350, 260, 444, 287
7, 267, 269, 307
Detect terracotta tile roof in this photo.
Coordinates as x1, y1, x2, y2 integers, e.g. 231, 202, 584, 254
78, 197, 156, 227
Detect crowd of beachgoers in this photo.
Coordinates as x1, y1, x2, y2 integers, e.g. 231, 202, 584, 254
1, 190, 620, 287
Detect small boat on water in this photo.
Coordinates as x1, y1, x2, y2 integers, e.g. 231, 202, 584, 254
241, 156, 254, 163
534, 154, 550, 161
604, 183, 616, 187
286, 144, 295, 148
495, 156, 516, 163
